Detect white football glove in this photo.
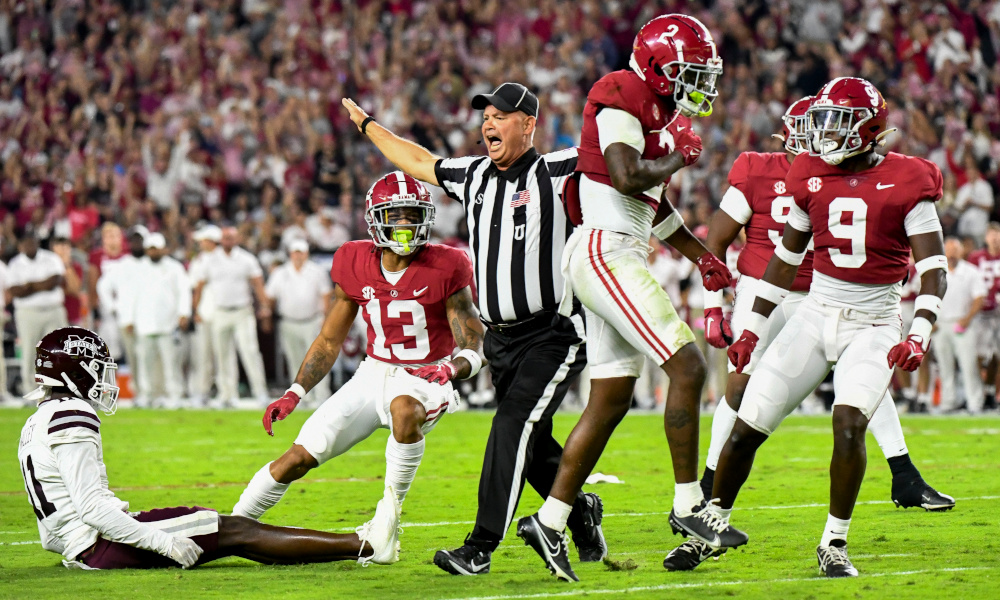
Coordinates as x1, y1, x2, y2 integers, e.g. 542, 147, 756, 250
167, 536, 204, 568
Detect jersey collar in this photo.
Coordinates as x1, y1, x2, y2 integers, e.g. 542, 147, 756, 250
488, 148, 538, 182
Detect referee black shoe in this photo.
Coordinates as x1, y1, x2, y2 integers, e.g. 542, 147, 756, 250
891, 478, 956, 511
433, 536, 492, 576
516, 514, 579, 582
663, 538, 726, 571
568, 493, 608, 562
669, 500, 748, 550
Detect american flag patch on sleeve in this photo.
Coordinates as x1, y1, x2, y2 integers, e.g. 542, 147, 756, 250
510, 190, 531, 208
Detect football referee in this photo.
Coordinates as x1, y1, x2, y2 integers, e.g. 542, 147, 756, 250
343, 83, 606, 575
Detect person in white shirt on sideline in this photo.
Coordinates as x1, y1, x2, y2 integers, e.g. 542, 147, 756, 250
7, 231, 68, 394
96, 228, 146, 389
119, 233, 192, 409
264, 239, 333, 407
933, 237, 987, 413
186, 225, 231, 406
192, 226, 271, 407
305, 206, 351, 253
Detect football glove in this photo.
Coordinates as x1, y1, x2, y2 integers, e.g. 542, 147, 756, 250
704, 307, 734, 348
263, 389, 301, 436
406, 362, 457, 386
696, 252, 732, 292
674, 128, 703, 166
887, 335, 929, 372
167, 536, 203, 569
727, 330, 760, 374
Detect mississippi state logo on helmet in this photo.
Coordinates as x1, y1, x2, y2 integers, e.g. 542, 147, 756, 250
777, 95, 814, 155
629, 14, 723, 117
32, 327, 119, 414
365, 171, 435, 256
808, 77, 894, 165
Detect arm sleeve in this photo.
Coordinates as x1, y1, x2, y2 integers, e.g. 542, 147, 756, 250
786, 203, 813, 233
595, 108, 644, 154
263, 269, 280, 299
434, 156, 483, 202
175, 264, 192, 319
719, 185, 753, 225
52, 441, 174, 555
971, 268, 987, 298
904, 201, 943, 236
318, 268, 333, 294
245, 252, 264, 278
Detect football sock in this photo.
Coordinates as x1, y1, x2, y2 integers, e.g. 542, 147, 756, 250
820, 514, 851, 547
538, 497, 573, 531
868, 395, 908, 459
710, 503, 732, 523
233, 462, 289, 519
673, 481, 705, 516
385, 437, 424, 504
887, 454, 921, 482
706, 397, 738, 471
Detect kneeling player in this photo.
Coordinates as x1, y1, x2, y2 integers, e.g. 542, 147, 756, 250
19, 327, 379, 569
233, 172, 485, 564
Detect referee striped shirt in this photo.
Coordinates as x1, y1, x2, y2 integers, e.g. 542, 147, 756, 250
434, 147, 577, 324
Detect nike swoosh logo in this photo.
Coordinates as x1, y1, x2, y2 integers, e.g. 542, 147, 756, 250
414, 286, 429, 296
876, 183, 895, 190
676, 126, 686, 131
468, 560, 488, 572
542, 532, 561, 556
706, 317, 715, 331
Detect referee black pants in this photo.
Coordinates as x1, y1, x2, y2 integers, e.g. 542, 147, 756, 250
468, 311, 587, 550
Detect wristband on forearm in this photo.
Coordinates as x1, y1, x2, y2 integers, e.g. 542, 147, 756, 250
287, 383, 306, 399
361, 116, 375, 135
454, 349, 483, 379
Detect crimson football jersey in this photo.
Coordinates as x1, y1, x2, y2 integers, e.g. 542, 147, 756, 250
900, 262, 920, 303
967, 249, 1000, 312
786, 152, 942, 285
727, 151, 814, 292
576, 69, 687, 210
330, 241, 474, 365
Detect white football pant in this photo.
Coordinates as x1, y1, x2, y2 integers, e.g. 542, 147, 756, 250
278, 316, 330, 406
932, 321, 984, 413
210, 306, 268, 403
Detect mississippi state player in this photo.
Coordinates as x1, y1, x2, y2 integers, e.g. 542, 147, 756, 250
967, 223, 1000, 408
517, 14, 733, 582
665, 96, 954, 572
19, 327, 385, 570
233, 172, 484, 565
684, 77, 948, 578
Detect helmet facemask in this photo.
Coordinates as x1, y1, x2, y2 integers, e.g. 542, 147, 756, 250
667, 59, 722, 117
367, 203, 435, 256
80, 356, 119, 415
783, 112, 812, 155
808, 104, 873, 165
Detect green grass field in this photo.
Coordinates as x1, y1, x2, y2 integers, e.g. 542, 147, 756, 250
1, 408, 997, 599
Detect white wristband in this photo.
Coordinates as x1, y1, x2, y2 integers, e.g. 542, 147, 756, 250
287, 383, 306, 399
652, 211, 684, 240
915, 255, 947, 277
755, 279, 789, 305
913, 294, 942, 318
704, 288, 724, 309
773, 241, 807, 266
744, 311, 768, 337
454, 349, 483, 379
908, 316, 933, 343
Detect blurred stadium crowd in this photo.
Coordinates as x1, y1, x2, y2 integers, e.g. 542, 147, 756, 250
0, 0, 998, 410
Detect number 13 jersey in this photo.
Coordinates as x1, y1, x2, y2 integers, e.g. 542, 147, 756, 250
331, 241, 474, 364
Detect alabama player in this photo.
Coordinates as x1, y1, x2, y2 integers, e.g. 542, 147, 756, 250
684, 77, 948, 578
232, 172, 485, 565
19, 327, 389, 569
966, 222, 1000, 408
517, 14, 732, 582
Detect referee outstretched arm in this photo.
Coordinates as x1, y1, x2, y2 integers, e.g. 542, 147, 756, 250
342, 98, 443, 186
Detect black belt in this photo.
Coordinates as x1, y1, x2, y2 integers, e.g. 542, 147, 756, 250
483, 310, 558, 338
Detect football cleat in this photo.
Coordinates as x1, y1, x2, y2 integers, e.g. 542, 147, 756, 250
817, 539, 858, 577
669, 500, 748, 550
516, 514, 579, 582
433, 536, 492, 576
891, 478, 956, 512
356, 486, 401, 565
663, 538, 726, 571
569, 493, 608, 562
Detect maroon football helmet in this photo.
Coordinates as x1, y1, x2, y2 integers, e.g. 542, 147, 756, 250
779, 96, 814, 155
629, 14, 723, 117
808, 77, 891, 165
365, 171, 435, 256
32, 327, 119, 414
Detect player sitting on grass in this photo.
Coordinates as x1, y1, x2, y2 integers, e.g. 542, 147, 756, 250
18, 326, 385, 569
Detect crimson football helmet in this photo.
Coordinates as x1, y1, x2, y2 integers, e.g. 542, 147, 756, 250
777, 95, 814, 155
30, 327, 119, 414
808, 77, 892, 165
629, 14, 723, 117
365, 171, 435, 256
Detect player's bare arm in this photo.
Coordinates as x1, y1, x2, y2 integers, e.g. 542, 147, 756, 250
705, 209, 744, 261
342, 98, 442, 186
603, 142, 686, 197
909, 231, 948, 325
750, 225, 811, 318
444, 286, 488, 379
296, 284, 360, 392
9, 274, 63, 298
654, 200, 711, 263
651, 196, 732, 292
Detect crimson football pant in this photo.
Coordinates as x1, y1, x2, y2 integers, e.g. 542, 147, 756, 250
469, 310, 587, 550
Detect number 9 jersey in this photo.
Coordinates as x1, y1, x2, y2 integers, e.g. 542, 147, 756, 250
331, 240, 475, 364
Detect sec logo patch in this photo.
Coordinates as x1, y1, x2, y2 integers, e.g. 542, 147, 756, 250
807, 177, 823, 192
362, 286, 375, 300
773, 181, 786, 194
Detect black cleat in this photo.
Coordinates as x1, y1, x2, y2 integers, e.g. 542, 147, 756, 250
699, 468, 715, 502
669, 501, 748, 550
569, 493, 608, 562
817, 539, 858, 577
663, 538, 726, 571
516, 514, 579, 582
892, 478, 955, 511
433, 536, 492, 576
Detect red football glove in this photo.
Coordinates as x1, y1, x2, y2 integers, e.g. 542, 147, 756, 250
697, 252, 732, 292
406, 361, 457, 386
887, 335, 930, 372
263, 390, 301, 436
704, 307, 734, 348
727, 330, 760, 374
674, 128, 703, 166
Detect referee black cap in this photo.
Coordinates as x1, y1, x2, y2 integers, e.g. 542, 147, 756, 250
472, 82, 538, 117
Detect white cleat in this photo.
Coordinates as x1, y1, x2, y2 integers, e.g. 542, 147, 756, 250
356, 486, 402, 565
